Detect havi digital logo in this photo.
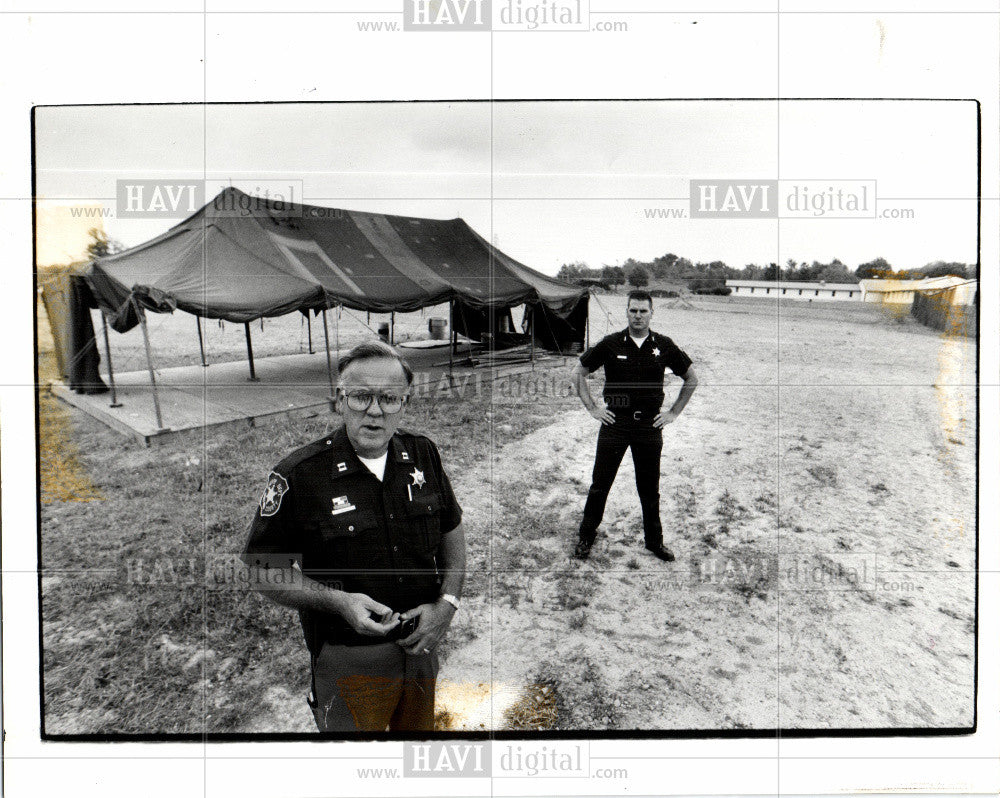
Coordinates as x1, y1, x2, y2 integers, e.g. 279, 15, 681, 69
404, 742, 491, 777
404, 0, 491, 31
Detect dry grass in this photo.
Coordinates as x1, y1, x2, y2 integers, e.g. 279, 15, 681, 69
37, 300, 103, 504
38, 291, 975, 733
37, 299, 578, 734
502, 683, 559, 731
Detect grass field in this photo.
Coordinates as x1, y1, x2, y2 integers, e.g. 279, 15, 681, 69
38, 293, 977, 733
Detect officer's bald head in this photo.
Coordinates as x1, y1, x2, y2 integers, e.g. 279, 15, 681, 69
337, 340, 413, 386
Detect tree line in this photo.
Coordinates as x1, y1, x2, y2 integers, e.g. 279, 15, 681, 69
557, 254, 977, 290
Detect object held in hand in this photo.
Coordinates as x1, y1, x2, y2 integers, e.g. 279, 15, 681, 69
382, 614, 418, 641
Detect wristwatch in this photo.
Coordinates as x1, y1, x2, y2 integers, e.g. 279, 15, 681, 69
438, 593, 461, 611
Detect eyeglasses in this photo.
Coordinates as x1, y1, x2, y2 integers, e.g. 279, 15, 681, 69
341, 390, 408, 414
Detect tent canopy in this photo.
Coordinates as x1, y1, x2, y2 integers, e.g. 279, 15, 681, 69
85, 187, 587, 333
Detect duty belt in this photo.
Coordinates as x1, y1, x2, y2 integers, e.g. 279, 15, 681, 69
616, 409, 656, 425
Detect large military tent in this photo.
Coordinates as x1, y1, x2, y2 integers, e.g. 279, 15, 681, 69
64, 188, 589, 398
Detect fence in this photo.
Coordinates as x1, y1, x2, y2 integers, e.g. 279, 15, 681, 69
910, 288, 977, 337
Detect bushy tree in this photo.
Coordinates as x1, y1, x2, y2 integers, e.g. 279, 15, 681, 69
86, 227, 126, 259
650, 252, 679, 279
856, 257, 893, 280
921, 261, 969, 279
626, 265, 649, 287
557, 261, 594, 280
601, 265, 626, 286
817, 258, 854, 283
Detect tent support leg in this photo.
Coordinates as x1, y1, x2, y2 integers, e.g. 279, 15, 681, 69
585, 305, 590, 350
322, 308, 336, 405
136, 305, 167, 431
529, 305, 535, 366
196, 316, 208, 367
100, 311, 122, 408
244, 322, 259, 381
390, 312, 395, 345
448, 299, 454, 382
307, 313, 314, 354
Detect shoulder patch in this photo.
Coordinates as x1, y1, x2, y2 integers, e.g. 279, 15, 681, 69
259, 471, 290, 517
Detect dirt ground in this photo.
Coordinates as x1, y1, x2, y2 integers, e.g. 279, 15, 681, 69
437, 296, 977, 731
37, 293, 977, 733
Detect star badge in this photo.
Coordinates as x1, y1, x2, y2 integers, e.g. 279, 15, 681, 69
652, 347, 660, 357
409, 468, 426, 489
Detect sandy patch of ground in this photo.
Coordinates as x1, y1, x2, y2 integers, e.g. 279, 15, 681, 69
437, 302, 976, 731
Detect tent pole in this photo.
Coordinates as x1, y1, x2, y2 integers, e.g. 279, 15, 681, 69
448, 299, 454, 379
100, 311, 122, 408
322, 308, 336, 404
307, 313, 314, 354
196, 316, 207, 367
335, 305, 341, 368
390, 311, 395, 345
136, 304, 166, 431
244, 322, 259, 381
529, 305, 535, 366
585, 299, 590, 350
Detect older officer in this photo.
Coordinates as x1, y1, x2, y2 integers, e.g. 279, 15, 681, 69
243, 340, 466, 732
572, 290, 698, 561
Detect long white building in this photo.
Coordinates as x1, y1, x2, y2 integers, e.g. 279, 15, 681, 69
725, 280, 862, 301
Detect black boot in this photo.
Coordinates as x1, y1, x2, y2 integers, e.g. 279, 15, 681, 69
644, 538, 675, 562
574, 530, 596, 560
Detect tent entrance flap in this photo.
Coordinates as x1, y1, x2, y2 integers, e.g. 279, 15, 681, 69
67, 275, 109, 395
451, 300, 524, 350
525, 295, 589, 352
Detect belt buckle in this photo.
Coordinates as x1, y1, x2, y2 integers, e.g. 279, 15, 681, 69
633, 411, 642, 421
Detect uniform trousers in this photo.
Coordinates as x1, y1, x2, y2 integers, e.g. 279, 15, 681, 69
309, 641, 439, 732
580, 422, 664, 545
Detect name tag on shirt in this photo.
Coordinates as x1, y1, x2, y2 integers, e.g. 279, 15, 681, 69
616, 355, 628, 359
331, 496, 357, 515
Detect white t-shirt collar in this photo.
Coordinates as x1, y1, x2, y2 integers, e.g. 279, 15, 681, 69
356, 452, 388, 481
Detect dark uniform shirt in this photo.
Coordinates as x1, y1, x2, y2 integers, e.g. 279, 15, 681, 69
579, 328, 692, 423
242, 426, 462, 654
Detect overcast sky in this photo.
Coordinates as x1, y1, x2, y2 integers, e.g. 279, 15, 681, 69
34, 100, 978, 274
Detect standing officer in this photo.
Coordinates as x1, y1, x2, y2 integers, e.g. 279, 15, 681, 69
242, 340, 466, 732
572, 290, 698, 561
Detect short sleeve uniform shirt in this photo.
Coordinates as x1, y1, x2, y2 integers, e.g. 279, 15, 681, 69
243, 426, 462, 654
579, 329, 692, 421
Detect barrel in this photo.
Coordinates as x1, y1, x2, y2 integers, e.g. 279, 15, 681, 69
377, 322, 390, 342
428, 318, 447, 340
